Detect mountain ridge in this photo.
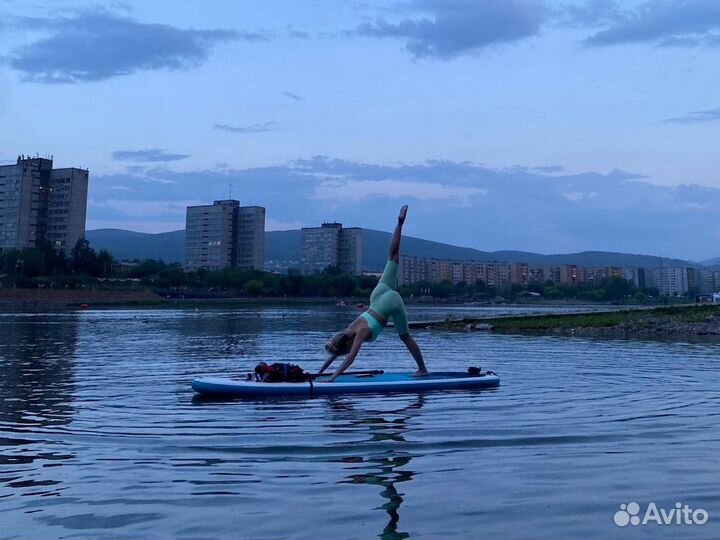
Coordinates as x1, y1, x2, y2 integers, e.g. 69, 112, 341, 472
85, 228, 702, 271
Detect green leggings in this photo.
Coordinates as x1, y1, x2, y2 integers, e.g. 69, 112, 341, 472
364, 260, 409, 341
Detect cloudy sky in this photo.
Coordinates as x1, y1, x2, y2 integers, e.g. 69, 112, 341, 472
1, 0, 719, 261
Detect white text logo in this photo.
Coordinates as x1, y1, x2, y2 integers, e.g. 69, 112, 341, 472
614, 502, 708, 527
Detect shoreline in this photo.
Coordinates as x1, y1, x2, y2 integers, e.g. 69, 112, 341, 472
0, 288, 163, 310
2, 287, 717, 342
0, 288, 641, 310
427, 304, 720, 340
0, 290, 378, 310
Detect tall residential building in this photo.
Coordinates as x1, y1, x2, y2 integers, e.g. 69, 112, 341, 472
704, 270, 720, 293
338, 227, 362, 276
301, 223, 340, 274
398, 258, 519, 287
622, 267, 646, 289
511, 263, 529, 286
0, 156, 89, 253
398, 256, 657, 291
429, 259, 452, 283
686, 267, 701, 292
399, 256, 429, 285
651, 267, 689, 296
452, 262, 464, 284
559, 264, 578, 284
184, 200, 265, 272
528, 267, 545, 283
580, 266, 623, 285
300, 222, 363, 275
237, 206, 266, 270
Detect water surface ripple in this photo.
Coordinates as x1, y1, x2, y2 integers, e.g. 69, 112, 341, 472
1, 306, 719, 539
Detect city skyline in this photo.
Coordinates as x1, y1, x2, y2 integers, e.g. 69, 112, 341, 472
2, 1, 720, 260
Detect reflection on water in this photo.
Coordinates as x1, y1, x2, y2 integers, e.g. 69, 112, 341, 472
176, 310, 265, 358
0, 315, 78, 503
331, 396, 424, 540
1, 306, 719, 540
0, 314, 78, 427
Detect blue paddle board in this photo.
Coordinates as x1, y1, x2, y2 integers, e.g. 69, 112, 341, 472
191, 371, 499, 397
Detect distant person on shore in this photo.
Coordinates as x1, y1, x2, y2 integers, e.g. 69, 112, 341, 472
318, 205, 428, 382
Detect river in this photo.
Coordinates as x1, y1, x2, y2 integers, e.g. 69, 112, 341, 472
1, 305, 719, 539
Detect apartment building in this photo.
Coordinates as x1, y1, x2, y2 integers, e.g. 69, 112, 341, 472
0, 156, 88, 253
184, 200, 265, 271
300, 222, 363, 275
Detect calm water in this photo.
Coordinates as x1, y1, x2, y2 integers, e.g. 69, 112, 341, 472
1, 305, 719, 540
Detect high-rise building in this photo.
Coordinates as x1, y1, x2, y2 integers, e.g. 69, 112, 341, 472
0, 156, 88, 253
339, 227, 362, 276
686, 267, 701, 292
300, 222, 363, 275
511, 263, 529, 286
429, 259, 452, 283
398, 257, 519, 287
184, 200, 265, 271
580, 266, 623, 285
399, 256, 429, 285
621, 267, 646, 289
704, 270, 720, 293
301, 223, 340, 275
528, 267, 545, 283
651, 267, 689, 296
48, 167, 90, 253
237, 206, 266, 270
559, 264, 578, 284
452, 262, 464, 284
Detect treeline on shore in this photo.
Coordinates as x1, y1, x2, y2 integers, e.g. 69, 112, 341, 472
0, 243, 689, 303
0, 241, 113, 286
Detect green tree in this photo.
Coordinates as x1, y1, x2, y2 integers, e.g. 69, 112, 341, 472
601, 276, 633, 301
71, 239, 98, 275
243, 279, 264, 295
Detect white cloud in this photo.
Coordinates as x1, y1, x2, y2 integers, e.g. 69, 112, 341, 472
266, 218, 304, 231
138, 174, 175, 184
311, 179, 487, 203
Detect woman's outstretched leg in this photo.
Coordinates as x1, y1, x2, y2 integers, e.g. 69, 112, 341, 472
388, 205, 408, 263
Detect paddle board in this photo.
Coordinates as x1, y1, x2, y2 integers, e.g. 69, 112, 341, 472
192, 371, 499, 397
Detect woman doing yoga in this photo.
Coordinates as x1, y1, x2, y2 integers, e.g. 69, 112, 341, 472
319, 205, 428, 382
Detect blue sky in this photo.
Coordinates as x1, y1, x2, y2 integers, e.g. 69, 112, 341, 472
1, 0, 719, 260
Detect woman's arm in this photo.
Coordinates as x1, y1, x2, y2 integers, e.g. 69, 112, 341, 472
317, 354, 338, 375
326, 330, 368, 382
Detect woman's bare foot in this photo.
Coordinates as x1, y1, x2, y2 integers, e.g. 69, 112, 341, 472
412, 369, 429, 377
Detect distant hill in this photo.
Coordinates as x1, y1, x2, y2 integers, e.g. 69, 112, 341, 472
701, 257, 720, 267
86, 228, 698, 271
86, 229, 185, 263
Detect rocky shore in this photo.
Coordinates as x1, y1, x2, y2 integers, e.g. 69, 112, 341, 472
431, 305, 720, 340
